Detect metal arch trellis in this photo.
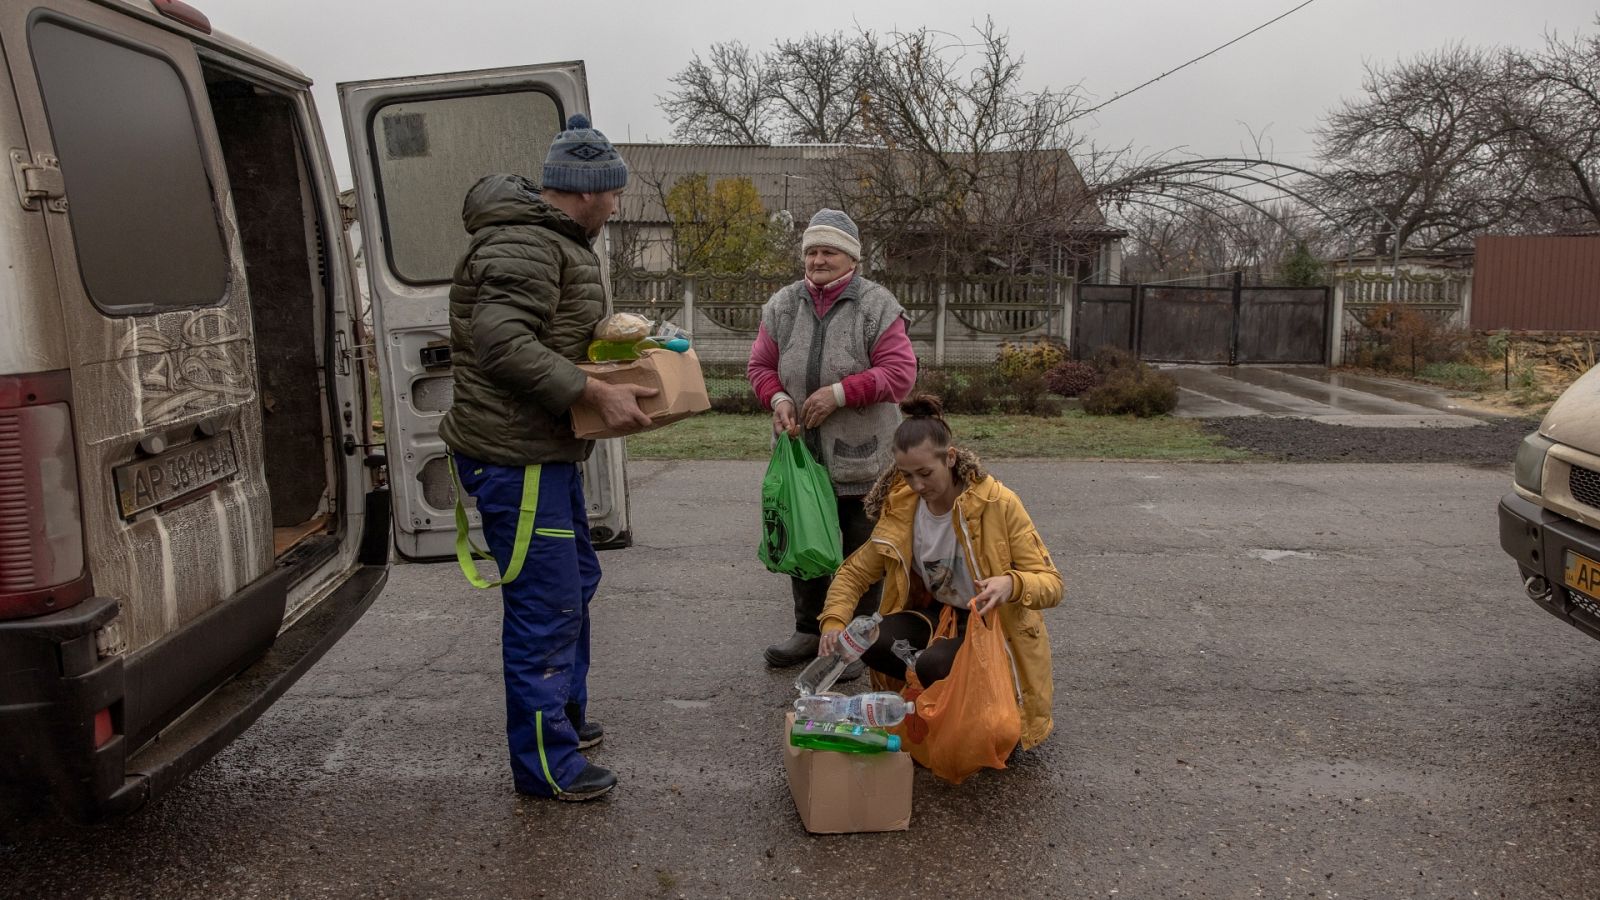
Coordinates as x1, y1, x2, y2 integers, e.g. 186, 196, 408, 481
1098, 156, 1414, 284
1106, 193, 1312, 275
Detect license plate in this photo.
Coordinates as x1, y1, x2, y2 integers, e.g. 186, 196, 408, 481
1564, 550, 1600, 600
114, 432, 239, 518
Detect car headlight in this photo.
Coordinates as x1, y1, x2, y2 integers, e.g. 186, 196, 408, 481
1514, 432, 1555, 494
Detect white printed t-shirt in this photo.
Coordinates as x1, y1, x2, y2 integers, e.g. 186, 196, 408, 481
913, 499, 978, 608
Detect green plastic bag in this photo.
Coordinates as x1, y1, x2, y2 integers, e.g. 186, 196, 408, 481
759, 433, 843, 580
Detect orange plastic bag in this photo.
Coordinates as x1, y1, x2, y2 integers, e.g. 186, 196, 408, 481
896, 606, 1022, 784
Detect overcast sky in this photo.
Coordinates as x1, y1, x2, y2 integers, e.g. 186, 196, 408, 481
196, 0, 1596, 188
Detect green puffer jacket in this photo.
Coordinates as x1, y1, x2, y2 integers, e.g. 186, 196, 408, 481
439, 174, 604, 466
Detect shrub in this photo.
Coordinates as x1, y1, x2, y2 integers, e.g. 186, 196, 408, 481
1350, 304, 1470, 373
1279, 240, 1326, 287
1044, 360, 1100, 397
1081, 366, 1180, 417
1511, 360, 1553, 406
1416, 361, 1492, 391
997, 339, 1067, 379
995, 372, 1065, 416
1484, 329, 1512, 360
915, 367, 1064, 416
1089, 344, 1139, 375
916, 368, 988, 414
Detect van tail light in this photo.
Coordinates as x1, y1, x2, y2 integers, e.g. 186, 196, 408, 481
0, 371, 90, 620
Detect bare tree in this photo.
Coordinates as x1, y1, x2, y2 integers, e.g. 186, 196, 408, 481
659, 22, 1383, 278
658, 33, 870, 145
1500, 21, 1600, 230
1118, 199, 1327, 282
1310, 45, 1524, 255
658, 41, 776, 143
831, 20, 1119, 273
769, 33, 869, 143
1119, 204, 1227, 280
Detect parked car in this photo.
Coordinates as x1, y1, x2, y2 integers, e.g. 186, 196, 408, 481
0, 0, 628, 822
1499, 363, 1600, 639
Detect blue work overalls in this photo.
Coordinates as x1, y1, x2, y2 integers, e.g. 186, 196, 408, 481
455, 455, 598, 797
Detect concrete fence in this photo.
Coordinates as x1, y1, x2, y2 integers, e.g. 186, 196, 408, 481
1329, 268, 1472, 366
611, 272, 1075, 367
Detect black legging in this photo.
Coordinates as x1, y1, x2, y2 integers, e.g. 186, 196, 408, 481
859, 607, 969, 685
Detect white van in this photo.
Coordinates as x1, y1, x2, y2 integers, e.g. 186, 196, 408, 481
1501, 367, 1600, 640
0, 0, 629, 821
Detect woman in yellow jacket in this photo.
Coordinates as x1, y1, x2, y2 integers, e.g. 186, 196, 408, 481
818, 395, 1063, 750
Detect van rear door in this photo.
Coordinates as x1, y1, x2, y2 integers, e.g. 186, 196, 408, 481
0, 3, 275, 661
338, 63, 631, 561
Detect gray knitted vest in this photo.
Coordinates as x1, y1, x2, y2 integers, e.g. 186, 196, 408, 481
761, 275, 907, 495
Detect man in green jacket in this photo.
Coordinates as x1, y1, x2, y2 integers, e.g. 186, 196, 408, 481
444, 115, 652, 801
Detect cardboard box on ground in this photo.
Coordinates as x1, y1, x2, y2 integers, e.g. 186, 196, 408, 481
569, 348, 711, 440
783, 712, 912, 834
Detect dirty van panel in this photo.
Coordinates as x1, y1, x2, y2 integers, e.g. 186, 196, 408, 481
339, 63, 632, 561
0, 51, 67, 377
0, 2, 276, 659
0, 2, 391, 823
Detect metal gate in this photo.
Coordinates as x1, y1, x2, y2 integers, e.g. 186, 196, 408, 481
1074, 279, 1330, 365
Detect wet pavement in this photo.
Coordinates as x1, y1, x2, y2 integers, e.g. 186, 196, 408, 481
7, 460, 1600, 898
1166, 366, 1487, 427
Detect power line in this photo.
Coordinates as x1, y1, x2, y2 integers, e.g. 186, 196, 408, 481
1076, 0, 1321, 120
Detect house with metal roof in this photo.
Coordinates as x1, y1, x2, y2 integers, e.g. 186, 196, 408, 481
609, 142, 1123, 279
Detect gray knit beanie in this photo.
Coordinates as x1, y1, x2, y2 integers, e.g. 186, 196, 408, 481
542, 114, 629, 193
802, 208, 861, 260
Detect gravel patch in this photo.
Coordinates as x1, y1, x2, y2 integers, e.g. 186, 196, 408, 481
1203, 416, 1539, 465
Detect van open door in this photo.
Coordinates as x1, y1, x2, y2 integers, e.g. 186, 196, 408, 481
338, 63, 630, 561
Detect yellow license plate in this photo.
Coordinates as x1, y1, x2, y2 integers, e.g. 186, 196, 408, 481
1564, 550, 1600, 599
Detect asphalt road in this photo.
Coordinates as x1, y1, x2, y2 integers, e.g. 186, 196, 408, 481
7, 459, 1600, 899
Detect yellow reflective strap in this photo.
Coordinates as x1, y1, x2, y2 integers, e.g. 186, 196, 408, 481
450, 456, 540, 589
535, 528, 576, 539
535, 710, 562, 795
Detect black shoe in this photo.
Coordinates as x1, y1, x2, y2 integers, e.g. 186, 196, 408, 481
556, 763, 617, 802
577, 719, 604, 750
836, 659, 866, 683
566, 702, 602, 750
765, 632, 820, 668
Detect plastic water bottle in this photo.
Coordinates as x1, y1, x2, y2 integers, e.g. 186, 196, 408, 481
794, 612, 882, 696
789, 719, 901, 754
793, 692, 915, 728
891, 638, 920, 670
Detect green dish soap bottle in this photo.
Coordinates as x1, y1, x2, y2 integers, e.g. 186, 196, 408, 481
789, 718, 901, 754
586, 338, 660, 362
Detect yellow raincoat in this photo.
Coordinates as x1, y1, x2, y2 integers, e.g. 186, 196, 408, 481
819, 452, 1063, 749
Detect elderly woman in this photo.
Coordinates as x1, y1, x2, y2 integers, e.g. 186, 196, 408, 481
746, 209, 918, 674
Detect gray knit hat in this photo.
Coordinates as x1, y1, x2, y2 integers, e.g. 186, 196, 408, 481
802, 208, 861, 260
542, 114, 628, 193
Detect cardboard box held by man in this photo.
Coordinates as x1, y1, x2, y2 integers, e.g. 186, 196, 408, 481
570, 313, 710, 439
